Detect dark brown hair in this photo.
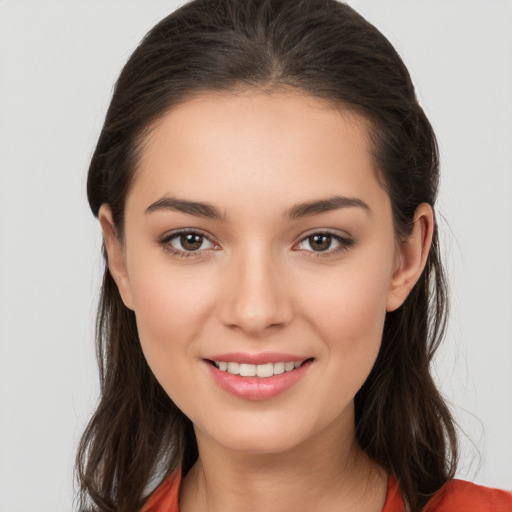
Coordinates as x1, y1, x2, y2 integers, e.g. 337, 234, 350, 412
77, 1, 458, 510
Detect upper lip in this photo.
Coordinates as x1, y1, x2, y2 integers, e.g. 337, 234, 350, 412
204, 352, 312, 365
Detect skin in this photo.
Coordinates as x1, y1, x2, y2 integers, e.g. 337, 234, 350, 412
100, 89, 433, 511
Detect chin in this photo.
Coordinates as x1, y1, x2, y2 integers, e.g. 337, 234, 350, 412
194, 411, 323, 456
219, 431, 306, 455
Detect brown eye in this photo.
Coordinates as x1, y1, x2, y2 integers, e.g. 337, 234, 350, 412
296, 231, 353, 255
180, 233, 204, 251
308, 234, 332, 252
162, 230, 216, 254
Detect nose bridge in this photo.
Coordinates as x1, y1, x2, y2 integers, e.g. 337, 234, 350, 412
219, 241, 292, 335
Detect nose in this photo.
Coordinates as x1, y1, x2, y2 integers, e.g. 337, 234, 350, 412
217, 245, 294, 337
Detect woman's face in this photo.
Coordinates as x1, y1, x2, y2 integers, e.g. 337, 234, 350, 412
103, 90, 423, 455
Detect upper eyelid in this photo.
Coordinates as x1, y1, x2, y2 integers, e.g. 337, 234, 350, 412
159, 230, 218, 258
160, 228, 214, 242
159, 228, 352, 248
157, 230, 353, 264
295, 228, 352, 243
300, 232, 348, 242
159, 227, 350, 237
297, 233, 351, 247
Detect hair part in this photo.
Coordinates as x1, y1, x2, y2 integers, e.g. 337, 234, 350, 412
79, 1, 457, 511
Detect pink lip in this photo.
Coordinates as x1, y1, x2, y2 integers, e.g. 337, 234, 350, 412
205, 352, 308, 365
204, 358, 313, 401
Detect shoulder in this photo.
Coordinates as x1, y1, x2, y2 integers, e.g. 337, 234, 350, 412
142, 470, 181, 512
425, 479, 512, 511
383, 476, 512, 512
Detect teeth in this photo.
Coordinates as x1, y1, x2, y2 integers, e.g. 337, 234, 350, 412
227, 362, 239, 374
256, 363, 273, 378
273, 362, 285, 375
213, 360, 306, 378
284, 362, 295, 372
239, 363, 256, 377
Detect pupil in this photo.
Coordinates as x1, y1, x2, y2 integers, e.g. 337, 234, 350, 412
310, 234, 331, 251
181, 233, 202, 251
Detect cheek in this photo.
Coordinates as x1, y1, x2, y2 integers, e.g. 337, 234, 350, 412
300, 261, 391, 345
130, 252, 217, 329
126, 258, 218, 391
296, 254, 393, 394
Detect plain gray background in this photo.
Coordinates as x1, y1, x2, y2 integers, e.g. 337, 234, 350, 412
0, 1, 511, 510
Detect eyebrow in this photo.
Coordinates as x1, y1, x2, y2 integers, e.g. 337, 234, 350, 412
284, 195, 371, 219
145, 196, 226, 219
144, 195, 370, 220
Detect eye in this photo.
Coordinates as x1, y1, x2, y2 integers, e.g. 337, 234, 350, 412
160, 230, 217, 256
295, 231, 353, 255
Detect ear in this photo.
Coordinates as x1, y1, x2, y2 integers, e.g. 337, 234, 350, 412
386, 203, 434, 312
98, 205, 134, 310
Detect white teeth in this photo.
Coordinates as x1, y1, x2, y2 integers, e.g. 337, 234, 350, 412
239, 363, 256, 377
256, 363, 273, 378
273, 362, 285, 375
213, 360, 306, 378
227, 361, 239, 374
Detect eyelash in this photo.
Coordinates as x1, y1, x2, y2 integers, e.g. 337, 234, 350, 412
158, 229, 216, 259
295, 231, 354, 258
158, 230, 354, 259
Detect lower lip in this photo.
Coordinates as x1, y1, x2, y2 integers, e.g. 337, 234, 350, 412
204, 359, 313, 401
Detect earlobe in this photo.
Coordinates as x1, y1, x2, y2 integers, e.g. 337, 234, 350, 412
98, 205, 134, 310
386, 203, 434, 312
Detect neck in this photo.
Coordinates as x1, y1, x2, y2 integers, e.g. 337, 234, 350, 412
180, 412, 387, 512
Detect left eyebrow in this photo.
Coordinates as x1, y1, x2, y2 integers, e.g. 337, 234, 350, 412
145, 196, 226, 220
284, 195, 371, 220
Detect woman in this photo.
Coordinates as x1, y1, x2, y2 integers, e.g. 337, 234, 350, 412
76, 1, 512, 511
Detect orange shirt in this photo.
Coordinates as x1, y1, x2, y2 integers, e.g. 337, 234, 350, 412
142, 470, 512, 512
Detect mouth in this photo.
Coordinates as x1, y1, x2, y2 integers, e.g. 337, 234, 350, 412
206, 358, 313, 378
203, 355, 314, 400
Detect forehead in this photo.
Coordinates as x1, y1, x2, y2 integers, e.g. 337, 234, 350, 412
127, 89, 387, 217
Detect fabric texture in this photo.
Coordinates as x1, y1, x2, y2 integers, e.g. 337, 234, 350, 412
142, 470, 512, 512
143, 471, 180, 512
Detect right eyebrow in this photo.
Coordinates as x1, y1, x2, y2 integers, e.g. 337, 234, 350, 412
144, 196, 226, 220
284, 195, 371, 220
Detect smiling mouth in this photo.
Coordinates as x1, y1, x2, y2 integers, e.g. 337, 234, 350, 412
206, 359, 313, 378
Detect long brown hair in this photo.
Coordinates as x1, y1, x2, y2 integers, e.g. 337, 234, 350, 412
77, 1, 458, 510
